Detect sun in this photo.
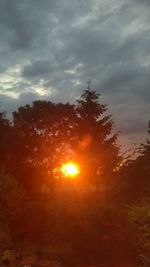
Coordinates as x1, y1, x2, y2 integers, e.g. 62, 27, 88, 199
60, 162, 80, 178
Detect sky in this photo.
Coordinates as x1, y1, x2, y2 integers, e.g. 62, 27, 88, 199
0, 0, 150, 151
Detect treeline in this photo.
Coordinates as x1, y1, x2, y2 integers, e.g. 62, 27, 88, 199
0, 87, 150, 266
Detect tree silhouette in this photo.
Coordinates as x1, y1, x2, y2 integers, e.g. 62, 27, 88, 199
0, 112, 13, 172
76, 86, 120, 186
116, 121, 150, 203
11, 101, 77, 192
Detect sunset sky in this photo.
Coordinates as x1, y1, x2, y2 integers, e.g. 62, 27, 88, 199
0, 0, 150, 150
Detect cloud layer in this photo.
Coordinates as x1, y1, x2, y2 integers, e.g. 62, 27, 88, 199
0, 0, 150, 149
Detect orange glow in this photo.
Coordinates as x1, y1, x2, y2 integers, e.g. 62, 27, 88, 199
60, 162, 80, 178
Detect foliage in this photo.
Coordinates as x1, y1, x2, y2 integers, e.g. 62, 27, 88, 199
0, 172, 26, 219
127, 200, 150, 258
0, 112, 13, 172
76, 87, 120, 185
9, 101, 77, 192
0, 172, 28, 248
116, 122, 150, 203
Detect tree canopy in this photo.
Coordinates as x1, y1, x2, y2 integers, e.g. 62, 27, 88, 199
0, 87, 120, 193
75, 88, 119, 185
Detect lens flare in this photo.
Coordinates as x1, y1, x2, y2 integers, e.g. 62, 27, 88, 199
61, 162, 80, 178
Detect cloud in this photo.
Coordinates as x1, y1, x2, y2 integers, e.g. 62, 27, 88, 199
0, 91, 51, 117
0, 0, 149, 149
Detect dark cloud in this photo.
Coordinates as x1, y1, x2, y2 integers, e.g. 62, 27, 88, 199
118, 119, 147, 135
22, 60, 56, 79
0, 0, 33, 50
134, 0, 150, 5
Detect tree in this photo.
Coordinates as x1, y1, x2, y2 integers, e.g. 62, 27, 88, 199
75, 85, 120, 186
10, 100, 78, 192
141, 121, 150, 171
0, 112, 13, 173
0, 172, 27, 247
127, 200, 150, 262
116, 121, 150, 203
0, 172, 25, 218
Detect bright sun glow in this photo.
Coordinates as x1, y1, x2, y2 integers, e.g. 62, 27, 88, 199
61, 162, 80, 178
